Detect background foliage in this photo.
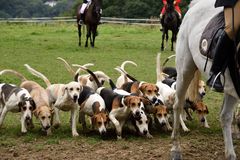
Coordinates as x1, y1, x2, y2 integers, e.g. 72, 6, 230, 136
0, 0, 191, 18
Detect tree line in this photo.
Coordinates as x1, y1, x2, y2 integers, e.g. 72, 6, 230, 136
0, 0, 191, 18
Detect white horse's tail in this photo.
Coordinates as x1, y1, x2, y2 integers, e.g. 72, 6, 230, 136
156, 53, 165, 82
57, 57, 75, 76
189, 0, 202, 8
185, 70, 201, 102
24, 64, 51, 87
0, 69, 27, 82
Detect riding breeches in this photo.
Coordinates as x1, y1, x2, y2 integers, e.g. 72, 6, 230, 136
80, 1, 91, 14
224, 0, 240, 40
160, 7, 182, 18
80, 3, 87, 14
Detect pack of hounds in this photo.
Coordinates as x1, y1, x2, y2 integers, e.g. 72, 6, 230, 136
0, 53, 239, 139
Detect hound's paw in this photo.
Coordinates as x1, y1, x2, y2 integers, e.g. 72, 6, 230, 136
167, 127, 173, 131
204, 124, 210, 128
117, 136, 122, 140
233, 133, 240, 139
72, 132, 79, 137
182, 127, 190, 132
53, 123, 61, 129
146, 133, 153, 139
46, 129, 52, 136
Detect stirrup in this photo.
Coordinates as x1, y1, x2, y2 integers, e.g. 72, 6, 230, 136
206, 72, 224, 92
79, 20, 84, 25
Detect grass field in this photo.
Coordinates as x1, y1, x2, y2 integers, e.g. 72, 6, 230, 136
0, 22, 239, 159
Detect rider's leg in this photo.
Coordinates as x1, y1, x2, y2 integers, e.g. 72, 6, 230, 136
160, 8, 165, 31
160, 7, 165, 21
79, 3, 88, 24
176, 12, 182, 28
207, 1, 240, 92
224, 0, 240, 40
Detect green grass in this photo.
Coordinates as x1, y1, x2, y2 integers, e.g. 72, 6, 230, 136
0, 22, 224, 144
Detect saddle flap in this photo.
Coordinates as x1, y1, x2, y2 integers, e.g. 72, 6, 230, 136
199, 12, 225, 59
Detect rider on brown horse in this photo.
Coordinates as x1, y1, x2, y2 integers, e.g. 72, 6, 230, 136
206, 0, 240, 92
160, 0, 181, 29
79, 0, 92, 25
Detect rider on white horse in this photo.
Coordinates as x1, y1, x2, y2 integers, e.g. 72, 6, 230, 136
79, 0, 92, 25
207, 0, 240, 92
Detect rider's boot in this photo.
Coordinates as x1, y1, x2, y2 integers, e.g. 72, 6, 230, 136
79, 14, 84, 25
160, 14, 164, 31
177, 13, 182, 29
206, 31, 235, 92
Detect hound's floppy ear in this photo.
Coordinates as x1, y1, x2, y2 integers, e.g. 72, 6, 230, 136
92, 102, 100, 114
62, 86, 68, 96
122, 96, 130, 107
139, 82, 147, 92
151, 106, 158, 114
30, 99, 36, 111
91, 116, 96, 126
205, 105, 209, 114
89, 76, 94, 81
18, 101, 24, 111
33, 108, 41, 117
140, 96, 151, 106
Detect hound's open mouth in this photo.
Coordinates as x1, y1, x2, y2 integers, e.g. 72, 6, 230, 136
73, 96, 78, 103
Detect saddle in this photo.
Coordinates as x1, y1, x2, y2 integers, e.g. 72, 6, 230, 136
200, 12, 240, 97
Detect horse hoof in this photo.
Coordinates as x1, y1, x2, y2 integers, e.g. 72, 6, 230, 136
226, 154, 236, 160
170, 150, 182, 160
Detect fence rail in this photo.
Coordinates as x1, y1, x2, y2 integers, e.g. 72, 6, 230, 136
0, 17, 161, 26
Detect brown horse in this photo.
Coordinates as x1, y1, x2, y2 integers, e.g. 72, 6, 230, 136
160, 0, 179, 51
76, 0, 102, 47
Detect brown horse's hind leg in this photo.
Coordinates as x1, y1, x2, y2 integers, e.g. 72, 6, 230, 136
91, 25, 97, 48
171, 33, 174, 51
161, 29, 165, 51
85, 25, 90, 47
78, 24, 82, 46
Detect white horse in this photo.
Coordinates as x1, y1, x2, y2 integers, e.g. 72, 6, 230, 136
171, 0, 238, 159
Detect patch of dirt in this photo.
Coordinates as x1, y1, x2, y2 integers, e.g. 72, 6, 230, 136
0, 130, 239, 160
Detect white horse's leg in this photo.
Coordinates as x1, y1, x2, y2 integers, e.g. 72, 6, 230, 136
171, 38, 197, 159
171, 70, 195, 159
221, 94, 237, 160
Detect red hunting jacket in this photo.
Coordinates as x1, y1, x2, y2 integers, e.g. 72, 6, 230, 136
161, 0, 181, 15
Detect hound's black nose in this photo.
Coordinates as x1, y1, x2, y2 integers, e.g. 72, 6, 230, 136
201, 117, 205, 123
136, 111, 140, 116
101, 130, 107, 136
143, 129, 148, 135
152, 97, 157, 103
26, 116, 31, 120
45, 125, 51, 130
